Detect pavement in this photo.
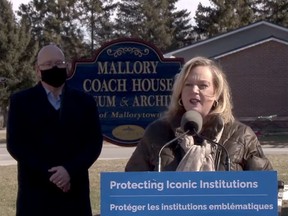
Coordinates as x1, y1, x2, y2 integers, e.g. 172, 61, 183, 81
0, 129, 137, 165
1, 128, 288, 166
1, 141, 288, 166
0, 141, 136, 166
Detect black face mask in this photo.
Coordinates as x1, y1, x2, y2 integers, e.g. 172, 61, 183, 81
41, 66, 67, 88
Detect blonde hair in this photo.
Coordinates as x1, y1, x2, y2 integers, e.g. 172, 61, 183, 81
165, 56, 234, 123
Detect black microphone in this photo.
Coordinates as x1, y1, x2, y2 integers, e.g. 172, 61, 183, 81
158, 110, 203, 172
180, 110, 203, 135
180, 110, 231, 171
157, 130, 189, 172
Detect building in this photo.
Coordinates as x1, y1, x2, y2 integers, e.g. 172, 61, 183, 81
165, 21, 288, 131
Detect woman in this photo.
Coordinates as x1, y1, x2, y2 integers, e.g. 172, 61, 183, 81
125, 56, 273, 171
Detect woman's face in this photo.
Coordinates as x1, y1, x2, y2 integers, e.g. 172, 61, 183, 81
181, 65, 216, 118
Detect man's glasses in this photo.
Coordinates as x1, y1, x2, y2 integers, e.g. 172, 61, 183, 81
38, 60, 67, 70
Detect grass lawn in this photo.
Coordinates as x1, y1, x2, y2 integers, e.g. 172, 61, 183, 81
0, 156, 287, 216
0, 130, 287, 215
0, 159, 128, 216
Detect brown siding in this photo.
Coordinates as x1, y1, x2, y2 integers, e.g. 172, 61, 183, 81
217, 41, 288, 119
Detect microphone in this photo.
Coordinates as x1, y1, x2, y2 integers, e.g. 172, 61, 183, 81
180, 110, 231, 171
180, 110, 203, 135
196, 134, 231, 171
158, 130, 189, 172
158, 110, 203, 172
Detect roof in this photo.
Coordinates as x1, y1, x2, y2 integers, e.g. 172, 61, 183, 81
164, 21, 288, 61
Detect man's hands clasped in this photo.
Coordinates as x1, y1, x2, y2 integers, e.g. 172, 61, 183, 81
49, 166, 71, 192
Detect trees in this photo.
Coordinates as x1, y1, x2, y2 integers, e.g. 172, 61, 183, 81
16, 0, 120, 58
168, 6, 194, 51
193, 0, 288, 39
252, 0, 288, 26
14, 0, 193, 55
194, 0, 255, 39
78, 0, 117, 53
1, 0, 288, 129
114, 0, 173, 50
114, 0, 192, 52
17, 0, 88, 60
0, 0, 37, 127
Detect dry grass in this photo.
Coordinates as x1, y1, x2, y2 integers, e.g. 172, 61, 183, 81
89, 159, 127, 214
267, 155, 288, 183
0, 159, 128, 216
0, 157, 287, 216
0, 129, 287, 215
0, 166, 18, 216
0, 129, 5, 144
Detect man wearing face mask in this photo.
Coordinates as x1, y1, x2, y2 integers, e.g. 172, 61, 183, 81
6, 44, 103, 216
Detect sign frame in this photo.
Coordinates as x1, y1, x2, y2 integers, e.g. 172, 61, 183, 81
67, 38, 184, 146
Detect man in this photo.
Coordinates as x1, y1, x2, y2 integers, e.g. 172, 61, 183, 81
7, 44, 103, 216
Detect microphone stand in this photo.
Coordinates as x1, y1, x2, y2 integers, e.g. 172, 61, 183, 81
194, 131, 231, 171
158, 130, 190, 172
158, 129, 231, 172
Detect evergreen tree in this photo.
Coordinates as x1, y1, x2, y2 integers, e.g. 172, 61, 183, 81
115, 0, 174, 51
193, 0, 288, 40
114, 0, 144, 38
167, 4, 194, 51
78, 0, 117, 54
0, 0, 37, 127
15, 0, 193, 55
270, 0, 288, 26
17, 0, 88, 59
194, 0, 255, 39
252, 0, 288, 27
114, 0, 192, 52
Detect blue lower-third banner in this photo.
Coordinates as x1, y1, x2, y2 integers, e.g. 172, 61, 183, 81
100, 171, 278, 216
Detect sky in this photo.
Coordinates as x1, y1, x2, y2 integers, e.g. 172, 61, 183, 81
10, 0, 211, 23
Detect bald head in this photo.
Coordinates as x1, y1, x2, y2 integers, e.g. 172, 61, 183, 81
36, 44, 68, 89
37, 44, 65, 66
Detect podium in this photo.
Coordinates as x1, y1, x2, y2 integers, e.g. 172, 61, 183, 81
100, 171, 278, 216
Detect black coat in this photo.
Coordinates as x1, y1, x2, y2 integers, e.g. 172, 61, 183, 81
7, 83, 103, 216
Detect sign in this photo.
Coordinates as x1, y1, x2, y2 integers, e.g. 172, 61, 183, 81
67, 38, 184, 146
101, 171, 278, 216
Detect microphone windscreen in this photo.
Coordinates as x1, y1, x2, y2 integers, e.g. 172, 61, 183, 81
181, 110, 203, 134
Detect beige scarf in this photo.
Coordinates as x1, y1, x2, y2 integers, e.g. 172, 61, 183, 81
176, 126, 224, 171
